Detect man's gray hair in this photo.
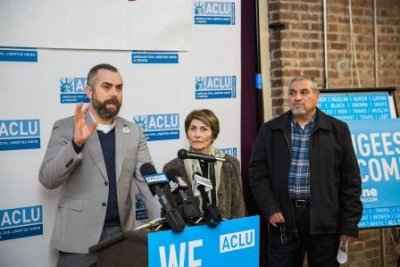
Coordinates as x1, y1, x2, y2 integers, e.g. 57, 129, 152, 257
288, 77, 319, 91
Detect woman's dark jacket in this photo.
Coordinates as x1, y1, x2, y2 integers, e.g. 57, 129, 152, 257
163, 155, 246, 219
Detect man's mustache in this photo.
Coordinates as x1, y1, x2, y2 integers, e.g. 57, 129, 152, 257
103, 97, 120, 106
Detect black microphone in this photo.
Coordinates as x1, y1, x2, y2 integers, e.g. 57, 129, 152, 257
177, 149, 225, 162
165, 170, 202, 224
192, 172, 222, 228
140, 163, 185, 233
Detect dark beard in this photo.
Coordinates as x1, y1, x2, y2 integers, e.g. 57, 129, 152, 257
92, 97, 121, 120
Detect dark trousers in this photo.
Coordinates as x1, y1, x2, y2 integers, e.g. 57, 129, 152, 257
267, 204, 340, 267
57, 225, 122, 267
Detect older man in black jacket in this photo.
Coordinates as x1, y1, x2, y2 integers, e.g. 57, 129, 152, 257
249, 77, 362, 267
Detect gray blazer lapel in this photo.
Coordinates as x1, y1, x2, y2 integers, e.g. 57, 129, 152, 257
85, 115, 108, 181
115, 118, 130, 181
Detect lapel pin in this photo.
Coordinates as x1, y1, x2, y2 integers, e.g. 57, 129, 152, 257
122, 125, 131, 134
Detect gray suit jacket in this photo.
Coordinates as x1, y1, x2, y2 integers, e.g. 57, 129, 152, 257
39, 115, 160, 253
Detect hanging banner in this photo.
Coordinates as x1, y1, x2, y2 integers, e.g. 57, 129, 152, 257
0, 1, 241, 266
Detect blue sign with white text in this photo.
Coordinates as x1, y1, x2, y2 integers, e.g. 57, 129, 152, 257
319, 92, 395, 121
320, 90, 399, 227
349, 120, 400, 228
59, 77, 89, 103
194, 2, 236, 25
0, 205, 43, 241
0, 49, 38, 62
148, 216, 259, 267
0, 119, 40, 150
195, 76, 236, 99
134, 113, 180, 141
132, 51, 179, 64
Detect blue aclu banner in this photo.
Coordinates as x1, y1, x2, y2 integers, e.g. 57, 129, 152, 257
0, 119, 40, 150
349, 119, 400, 228
148, 216, 259, 267
194, 1, 235, 25
0, 205, 43, 241
134, 113, 180, 141
0, 48, 38, 62
319, 92, 395, 121
59, 77, 89, 104
132, 51, 179, 64
195, 76, 236, 99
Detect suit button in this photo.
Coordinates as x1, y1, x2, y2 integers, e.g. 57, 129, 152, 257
65, 159, 73, 168
104, 181, 109, 186
102, 202, 106, 207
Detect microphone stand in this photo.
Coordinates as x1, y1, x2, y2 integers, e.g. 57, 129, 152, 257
208, 162, 217, 204
202, 161, 222, 227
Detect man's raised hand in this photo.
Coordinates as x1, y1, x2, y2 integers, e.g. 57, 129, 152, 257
73, 104, 97, 145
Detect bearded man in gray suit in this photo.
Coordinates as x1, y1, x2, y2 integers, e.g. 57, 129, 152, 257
39, 63, 161, 267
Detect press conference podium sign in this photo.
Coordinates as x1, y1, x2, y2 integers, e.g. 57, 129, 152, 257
148, 216, 260, 267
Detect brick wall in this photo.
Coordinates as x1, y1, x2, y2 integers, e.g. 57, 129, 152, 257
267, 0, 400, 266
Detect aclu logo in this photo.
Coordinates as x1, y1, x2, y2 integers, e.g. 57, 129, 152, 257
219, 147, 238, 158
0, 119, 40, 151
134, 113, 180, 141
0, 205, 43, 241
195, 76, 237, 99
220, 229, 255, 253
59, 77, 89, 104
194, 1, 235, 25
361, 188, 378, 203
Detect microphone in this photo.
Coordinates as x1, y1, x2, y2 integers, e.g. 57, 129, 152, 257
165, 170, 202, 224
140, 163, 185, 233
193, 173, 213, 193
177, 149, 225, 162
192, 172, 222, 228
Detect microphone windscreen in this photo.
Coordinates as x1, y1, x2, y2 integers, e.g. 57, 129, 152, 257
177, 149, 187, 159
165, 169, 180, 182
140, 162, 157, 176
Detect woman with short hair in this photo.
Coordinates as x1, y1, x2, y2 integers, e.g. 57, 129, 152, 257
163, 109, 246, 220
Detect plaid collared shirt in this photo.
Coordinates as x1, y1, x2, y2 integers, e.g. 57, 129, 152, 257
288, 118, 315, 200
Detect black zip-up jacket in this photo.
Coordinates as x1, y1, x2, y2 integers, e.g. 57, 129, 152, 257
249, 109, 362, 237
